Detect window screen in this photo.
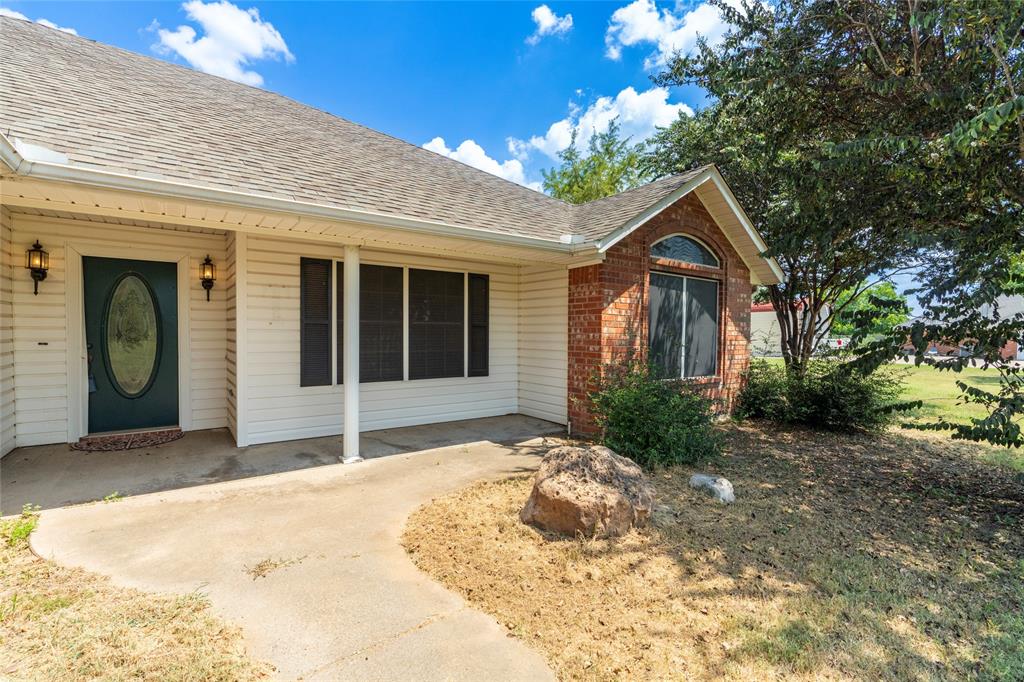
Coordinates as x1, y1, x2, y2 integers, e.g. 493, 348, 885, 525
649, 273, 685, 379
468, 274, 489, 377
359, 264, 404, 383
409, 269, 464, 380
648, 272, 719, 378
650, 235, 719, 267
300, 257, 332, 387
684, 277, 719, 377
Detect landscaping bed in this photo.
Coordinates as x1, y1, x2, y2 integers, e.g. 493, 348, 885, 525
403, 424, 1024, 681
0, 508, 271, 681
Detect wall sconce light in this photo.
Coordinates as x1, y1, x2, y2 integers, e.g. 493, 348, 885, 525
24, 240, 49, 295
200, 254, 216, 301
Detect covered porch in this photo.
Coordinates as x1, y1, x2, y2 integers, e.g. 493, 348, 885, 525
0, 414, 562, 514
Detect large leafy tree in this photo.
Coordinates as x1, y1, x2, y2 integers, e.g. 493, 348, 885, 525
543, 120, 648, 203
648, 0, 1023, 446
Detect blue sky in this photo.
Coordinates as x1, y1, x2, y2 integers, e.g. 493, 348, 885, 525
0, 0, 729, 189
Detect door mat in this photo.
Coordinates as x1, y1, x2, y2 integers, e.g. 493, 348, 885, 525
71, 428, 184, 452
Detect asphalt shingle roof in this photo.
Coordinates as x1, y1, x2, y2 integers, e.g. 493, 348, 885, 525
0, 17, 707, 244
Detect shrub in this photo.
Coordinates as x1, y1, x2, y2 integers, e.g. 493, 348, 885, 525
737, 358, 911, 431
586, 362, 723, 468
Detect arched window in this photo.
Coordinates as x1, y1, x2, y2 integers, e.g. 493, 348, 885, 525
650, 235, 719, 268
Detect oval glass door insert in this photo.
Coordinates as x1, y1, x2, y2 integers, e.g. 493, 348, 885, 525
105, 274, 159, 397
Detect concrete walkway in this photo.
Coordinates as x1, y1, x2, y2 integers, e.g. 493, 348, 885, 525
29, 416, 560, 681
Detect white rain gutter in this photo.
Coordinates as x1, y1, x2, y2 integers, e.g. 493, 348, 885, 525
0, 133, 600, 257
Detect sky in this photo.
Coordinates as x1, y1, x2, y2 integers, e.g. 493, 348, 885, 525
0, 0, 732, 191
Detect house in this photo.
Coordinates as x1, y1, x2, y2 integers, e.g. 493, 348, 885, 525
0, 17, 783, 462
749, 300, 832, 357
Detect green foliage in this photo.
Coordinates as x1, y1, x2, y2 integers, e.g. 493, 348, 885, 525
586, 363, 722, 468
649, 0, 1023, 446
738, 359, 916, 432
830, 282, 910, 337
2, 504, 40, 547
542, 119, 649, 204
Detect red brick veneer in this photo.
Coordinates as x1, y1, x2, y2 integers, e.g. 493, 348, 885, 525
568, 194, 752, 436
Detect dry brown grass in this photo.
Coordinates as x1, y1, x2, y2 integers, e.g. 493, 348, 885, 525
403, 424, 1024, 681
0, 508, 272, 681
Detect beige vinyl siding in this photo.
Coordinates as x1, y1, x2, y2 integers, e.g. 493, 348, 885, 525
243, 235, 519, 444
517, 265, 568, 424
1, 206, 15, 456
9, 214, 228, 445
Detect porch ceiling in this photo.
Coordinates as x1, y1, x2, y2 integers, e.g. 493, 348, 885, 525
0, 175, 590, 266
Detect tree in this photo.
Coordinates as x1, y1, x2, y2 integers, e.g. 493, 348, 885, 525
649, 0, 1023, 445
543, 120, 648, 204
646, 60, 920, 373
830, 283, 910, 338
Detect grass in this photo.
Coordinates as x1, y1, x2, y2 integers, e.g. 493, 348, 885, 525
403, 424, 1024, 681
898, 363, 999, 425
762, 358, 1024, 472
0, 505, 272, 680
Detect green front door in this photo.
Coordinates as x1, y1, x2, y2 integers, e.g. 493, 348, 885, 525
83, 257, 178, 433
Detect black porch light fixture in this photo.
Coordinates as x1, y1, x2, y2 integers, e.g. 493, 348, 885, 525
200, 254, 216, 301
24, 240, 49, 295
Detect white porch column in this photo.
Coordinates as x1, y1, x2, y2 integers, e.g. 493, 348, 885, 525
342, 244, 362, 463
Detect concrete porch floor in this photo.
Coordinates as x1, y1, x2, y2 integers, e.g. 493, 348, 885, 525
1, 414, 564, 515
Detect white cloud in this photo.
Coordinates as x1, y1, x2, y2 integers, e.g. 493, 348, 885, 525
154, 0, 292, 87
508, 85, 692, 161
0, 6, 77, 34
423, 137, 543, 192
605, 0, 739, 68
526, 5, 573, 45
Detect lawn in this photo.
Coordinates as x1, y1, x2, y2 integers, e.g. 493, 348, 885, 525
0, 507, 271, 681
404, 424, 1024, 681
898, 363, 1002, 424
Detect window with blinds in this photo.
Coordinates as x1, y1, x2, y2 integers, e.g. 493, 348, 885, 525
409, 269, 465, 380
300, 257, 332, 387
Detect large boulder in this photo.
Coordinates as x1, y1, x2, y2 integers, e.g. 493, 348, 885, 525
520, 445, 655, 538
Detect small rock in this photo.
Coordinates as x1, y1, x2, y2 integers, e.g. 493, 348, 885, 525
689, 474, 735, 504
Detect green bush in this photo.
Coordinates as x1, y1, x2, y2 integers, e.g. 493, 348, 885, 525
737, 358, 911, 431
586, 363, 723, 468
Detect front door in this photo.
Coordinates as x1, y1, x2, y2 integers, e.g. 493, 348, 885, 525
83, 257, 178, 433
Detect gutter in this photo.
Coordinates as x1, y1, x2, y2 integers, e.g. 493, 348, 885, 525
0, 133, 599, 257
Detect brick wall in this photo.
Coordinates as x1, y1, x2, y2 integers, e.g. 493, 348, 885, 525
568, 193, 752, 436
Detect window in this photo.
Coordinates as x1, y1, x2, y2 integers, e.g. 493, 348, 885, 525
300, 257, 332, 386
649, 272, 718, 378
336, 264, 403, 383
409, 269, 465, 380
357, 264, 403, 382
301, 260, 490, 385
651, 235, 719, 267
